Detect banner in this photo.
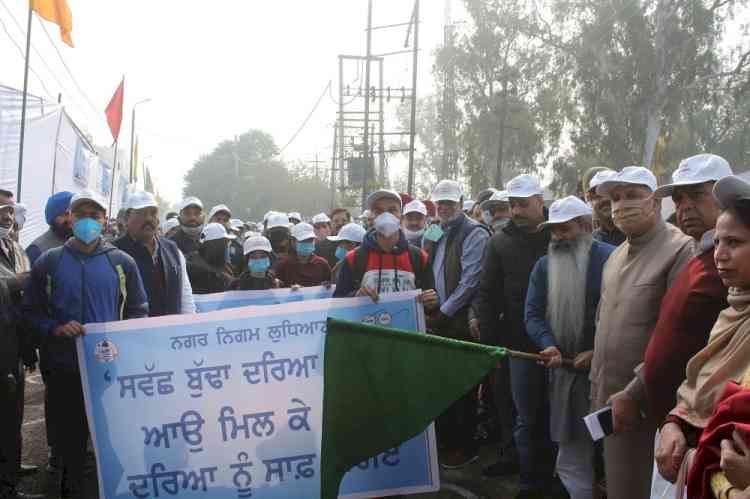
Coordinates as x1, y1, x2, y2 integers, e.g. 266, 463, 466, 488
192, 286, 336, 313
77, 292, 439, 499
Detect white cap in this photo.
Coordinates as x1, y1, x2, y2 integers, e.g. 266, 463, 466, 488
288, 212, 302, 221
267, 212, 291, 229
70, 189, 107, 212
588, 169, 617, 191
208, 204, 232, 220
327, 222, 366, 244
263, 210, 276, 222
463, 200, 475, 211
712, 175, 750, 210
506, 174, 544, 198
654, 154, 733, 198
431, 180, 464, 204
365, 189, 402, 210
180, 196, 203, 211
596, 166, 658, 197
14, 203, 26, 226
162, 218, 180, 233
200, 222, 236, 242
480, 190, 510, 211
229, 218, 244, 230
311, 213, 331, 225
291, 222, 316, 241
243, 235, 273, 255
540, 196, 593, 228
126, 190, 158, 211
403, 200, 427, 216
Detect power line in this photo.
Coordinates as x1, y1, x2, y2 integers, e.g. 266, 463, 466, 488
0, 10, 54, 100
278, 80, 331, 155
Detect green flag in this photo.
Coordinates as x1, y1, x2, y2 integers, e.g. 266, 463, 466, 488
320, 318, 506, 499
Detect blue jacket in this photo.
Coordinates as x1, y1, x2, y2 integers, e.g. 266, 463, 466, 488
524, 239, 615, 354
24, 239, 149, 372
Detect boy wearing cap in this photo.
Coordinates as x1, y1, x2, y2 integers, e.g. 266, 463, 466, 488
24, 189, 148, 496
26, 191, 74, 265
402, 200, 428, 246
590, 167, 694, 499
327, 222, 367, 282
642, 155, 732, 431
235, 235, 278, 290
186, 223, 237, 294
114, 190, 196, 316
525, 196, 615, 499
170, 197, 205, 256
273, 222, 331, 288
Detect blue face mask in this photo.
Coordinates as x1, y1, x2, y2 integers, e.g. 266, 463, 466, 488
296, 241, 315, 257
335, 246, 348, 261
248, 257, 270, 275
73, 218, 102, 245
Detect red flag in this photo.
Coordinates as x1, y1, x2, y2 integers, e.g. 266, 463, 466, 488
105, 78, 124, 142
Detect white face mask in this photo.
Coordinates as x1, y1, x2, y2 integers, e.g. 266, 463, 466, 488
403, 227, 425, 240
482, 210, 493, 226
374, 212, 401, 238
0, 226, 10, 239
182, 224, 204, 238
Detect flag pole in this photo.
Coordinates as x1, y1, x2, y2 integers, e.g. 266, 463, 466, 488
108, 140, 119, 218
17, 3, 34, 203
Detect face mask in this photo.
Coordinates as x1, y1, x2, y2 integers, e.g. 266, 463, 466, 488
374, 212, 401, 238
612, 197, 654, 228
296, 241, 315, 257
182, 224, 204, 238
0, 226, 11, 239
482, 210, 493, 226
73, 218, 102, 245
335, 246, 348, 261
248, 257, 270, 276
423, 224, 444, 242
403, 228, 425, 241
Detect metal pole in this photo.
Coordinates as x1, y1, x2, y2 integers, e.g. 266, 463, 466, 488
50, 110, 64, 192
378, 58, 385, 185
407, 0, 420, 195
330, 123, 337, 210
338, 56, 346, 194
129, 106, 136, 183
108, 141, 120, 217
361, 0, 373, 208
16, 5, 33, 203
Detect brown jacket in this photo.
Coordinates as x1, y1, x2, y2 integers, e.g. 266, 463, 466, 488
590, 219, 694, 412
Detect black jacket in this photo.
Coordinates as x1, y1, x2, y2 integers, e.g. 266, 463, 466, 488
169, 227, 200, 256
186, 253, 233, 295
475, 218, 550, 351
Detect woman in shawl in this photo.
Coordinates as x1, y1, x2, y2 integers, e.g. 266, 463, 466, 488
656, 175, 750, 499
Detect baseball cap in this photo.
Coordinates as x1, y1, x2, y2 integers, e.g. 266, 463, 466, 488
596, 166, 658, 197
712, 175, 750, 210
127, 190, 158, 211
291, 222, 316, 241
267, 212, 291, 230
70, 189, 107, 213
403, 200, 427, 216
243, 235, 273, 255
480, 190, 510, 211
476, 188, 497, 205
229, 218, 244, 230
311, 213, 331, 225
327, 222, 366, 244
540, 196, 593, 228
200, 222, 236, 242
506, 174, 544, 198
431, 180, 464, 204
365, 189, 402, 210
582, 167, 611, 193
463, 200, 475, 211
162, 218, 180, 233
654, 154, 733, 198
288, 212, 302, 221
208, 204, 232, 220
588, 169, 617, 192
180, 196, 203, 211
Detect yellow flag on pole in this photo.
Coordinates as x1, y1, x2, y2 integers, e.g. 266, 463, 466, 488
31, 0, 74, 47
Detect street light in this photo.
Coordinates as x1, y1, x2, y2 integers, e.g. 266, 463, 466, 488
129, 98, 152, 183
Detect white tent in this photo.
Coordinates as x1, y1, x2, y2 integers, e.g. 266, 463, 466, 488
0, 84, 129, 247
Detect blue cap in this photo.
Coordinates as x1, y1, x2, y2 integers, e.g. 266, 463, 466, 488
45, 191, 74, 225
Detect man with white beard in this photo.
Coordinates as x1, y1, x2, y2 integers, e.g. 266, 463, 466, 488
525, 196, 615, 499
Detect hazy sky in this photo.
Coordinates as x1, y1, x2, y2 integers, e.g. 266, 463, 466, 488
0, 0, 454, 204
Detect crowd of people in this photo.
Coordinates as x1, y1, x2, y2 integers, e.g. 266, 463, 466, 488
1, 153, 750, 499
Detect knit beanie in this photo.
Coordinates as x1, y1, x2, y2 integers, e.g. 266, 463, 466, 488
45, 191, 74, 225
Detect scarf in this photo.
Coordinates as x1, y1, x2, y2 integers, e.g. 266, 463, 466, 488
671, 287, 750, 429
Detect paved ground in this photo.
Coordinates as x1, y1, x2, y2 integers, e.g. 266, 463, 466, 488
17, 371, 520, 498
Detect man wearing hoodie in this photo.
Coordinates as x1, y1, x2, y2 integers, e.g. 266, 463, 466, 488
24, 189, 148, 497
333, 189, 438, 312
26, 191, 74, 265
